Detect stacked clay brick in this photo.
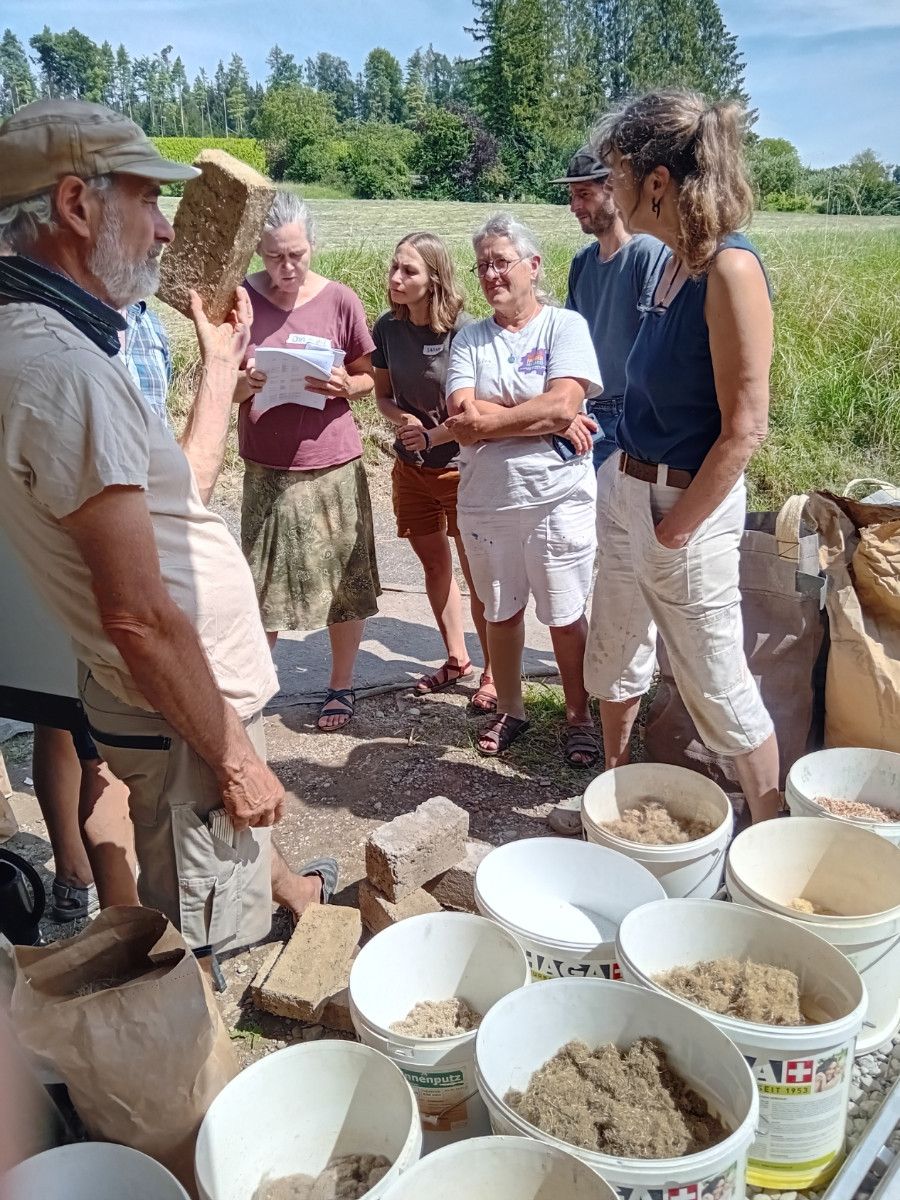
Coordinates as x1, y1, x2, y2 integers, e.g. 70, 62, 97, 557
253, 797, 490, 1033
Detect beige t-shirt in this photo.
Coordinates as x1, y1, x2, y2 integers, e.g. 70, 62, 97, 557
0, 302, 277, 719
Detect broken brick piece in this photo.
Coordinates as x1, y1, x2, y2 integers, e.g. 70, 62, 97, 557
358, 880, 441, 935
424, 839, 492, 913
257, 905, 360, 1022
365, 796, 469, 902
320, 986, 356, 1034
157, 149, 274, 323
248, 940, 284, 1003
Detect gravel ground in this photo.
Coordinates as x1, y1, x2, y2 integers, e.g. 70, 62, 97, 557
3, 688, 897, 1192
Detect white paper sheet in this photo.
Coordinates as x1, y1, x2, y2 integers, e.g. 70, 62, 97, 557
250, 343, 347, 421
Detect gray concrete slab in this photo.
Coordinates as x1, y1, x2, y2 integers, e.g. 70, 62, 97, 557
267, 585, 557, 709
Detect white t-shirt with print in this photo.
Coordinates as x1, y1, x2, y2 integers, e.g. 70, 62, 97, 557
446, 304, 603, 513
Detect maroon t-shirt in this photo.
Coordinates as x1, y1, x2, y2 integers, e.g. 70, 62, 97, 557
238, 278, 376, 471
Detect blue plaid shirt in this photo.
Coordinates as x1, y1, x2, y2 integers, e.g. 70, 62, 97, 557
123, 302, 171, 427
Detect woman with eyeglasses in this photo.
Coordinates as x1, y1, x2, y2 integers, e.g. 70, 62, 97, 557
583, 90, 780, 822
373, 232, 495, 711
401, 213, 603, 762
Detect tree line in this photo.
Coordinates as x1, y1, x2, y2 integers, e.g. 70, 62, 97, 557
1, 4, 897, 212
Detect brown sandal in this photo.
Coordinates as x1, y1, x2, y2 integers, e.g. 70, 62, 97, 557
470, 672, 497, 713
477, 713, 531, 757
564, 723, 602, 769
415, 658, 473, 694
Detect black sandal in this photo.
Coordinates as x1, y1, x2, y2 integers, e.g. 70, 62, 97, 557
564, 724, 602, 769
477, 713, 531, 757
317, 688, 356, 730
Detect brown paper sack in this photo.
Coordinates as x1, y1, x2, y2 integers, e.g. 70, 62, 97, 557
9, 906, 237, 1197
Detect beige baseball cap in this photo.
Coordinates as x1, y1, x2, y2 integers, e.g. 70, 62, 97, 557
0, 99, 201, 207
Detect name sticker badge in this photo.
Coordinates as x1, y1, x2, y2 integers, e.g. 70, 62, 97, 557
423, 343, 443, 356
286, 333, 331, 349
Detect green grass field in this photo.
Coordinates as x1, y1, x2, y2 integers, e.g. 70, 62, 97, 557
160, 198, 900, 508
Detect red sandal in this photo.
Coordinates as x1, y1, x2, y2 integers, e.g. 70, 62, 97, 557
415, 658, 473, 695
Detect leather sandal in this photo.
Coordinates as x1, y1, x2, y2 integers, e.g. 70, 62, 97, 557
476, 713, 531, 757
317, 688, 355, 730
564, 724, 602, 769
415, 658, 473, 695
469, 672, 497, 713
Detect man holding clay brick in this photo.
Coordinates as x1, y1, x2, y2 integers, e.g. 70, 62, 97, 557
0, 100, 325, 950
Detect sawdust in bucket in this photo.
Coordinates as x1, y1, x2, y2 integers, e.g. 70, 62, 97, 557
252, 1154, 391, 1200
653, 957, 812, 1025
504, 1038, 729, 1158
813, 795, 900, 823
600, 801, 715, 845
788, 897, 840, 917
389, 998, 482, 1038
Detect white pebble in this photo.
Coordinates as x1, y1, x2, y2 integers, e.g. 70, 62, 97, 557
407, 707, 422, 717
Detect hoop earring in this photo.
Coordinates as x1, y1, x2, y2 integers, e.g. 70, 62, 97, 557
651, 196, 662, 219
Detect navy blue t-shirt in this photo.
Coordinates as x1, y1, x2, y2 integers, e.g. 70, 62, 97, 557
618, 232, 770, 472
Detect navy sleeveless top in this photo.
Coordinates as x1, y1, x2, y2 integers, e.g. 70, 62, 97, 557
617, 232, 770, 472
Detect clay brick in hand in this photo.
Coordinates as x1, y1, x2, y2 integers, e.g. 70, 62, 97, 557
256, 905, 361, 1022
157, 149, 274, 323
365, 796, 469, 903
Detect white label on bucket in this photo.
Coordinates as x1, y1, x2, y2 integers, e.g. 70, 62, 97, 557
399, 1066, 473, 1132
745, 1042, 853, 1172
616, 1161, 740, 1200
526, 949, 621, 982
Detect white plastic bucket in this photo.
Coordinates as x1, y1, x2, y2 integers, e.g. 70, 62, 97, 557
785, 747, 900, 845
2, 1143, 190, 1200
194, 1041, 422, 1200
582, 764, 733, 898
616, 898, 867, 1194
349, 912, 529, 1149
380, 1136, 618, 1200
726, 816, 900, 1056
474, 977, 758, 1200
474, 838, 664, 982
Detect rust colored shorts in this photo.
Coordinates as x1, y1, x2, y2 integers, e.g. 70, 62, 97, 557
392, 457, 461, 539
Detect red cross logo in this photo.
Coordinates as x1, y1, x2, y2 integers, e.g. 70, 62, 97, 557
666, 1185, 699, 1200
785, 1059, 814, 1084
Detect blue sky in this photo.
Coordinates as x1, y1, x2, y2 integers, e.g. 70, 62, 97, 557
9, 0, 900, 166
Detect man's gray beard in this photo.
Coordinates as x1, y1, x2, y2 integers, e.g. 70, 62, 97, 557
88, 195, 161, 308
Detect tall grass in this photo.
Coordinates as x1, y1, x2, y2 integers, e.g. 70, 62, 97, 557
158, 203, 900, 511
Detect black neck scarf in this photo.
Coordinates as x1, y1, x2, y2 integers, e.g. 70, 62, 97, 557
0, 255, 126, 356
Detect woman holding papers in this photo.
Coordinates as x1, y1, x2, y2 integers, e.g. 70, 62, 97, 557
235, 192, 380, 731
373, 232, 495, 712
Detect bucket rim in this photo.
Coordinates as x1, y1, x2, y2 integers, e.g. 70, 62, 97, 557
615, 898, 868, 1041
347, 910, 531, 1041
474, 892, 619, 954
581, 763, 733, 856
474, 979, 758, 1176
726, 819, 900, 920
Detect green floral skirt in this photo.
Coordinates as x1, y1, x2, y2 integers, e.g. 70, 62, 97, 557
241, 458, 381, 632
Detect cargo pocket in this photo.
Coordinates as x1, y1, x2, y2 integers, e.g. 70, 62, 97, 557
171, 806, 244, 950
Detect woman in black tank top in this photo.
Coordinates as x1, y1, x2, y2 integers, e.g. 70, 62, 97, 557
577, 90, 781, 826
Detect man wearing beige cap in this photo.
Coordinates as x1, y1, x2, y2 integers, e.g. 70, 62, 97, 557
0, 100, 332, 951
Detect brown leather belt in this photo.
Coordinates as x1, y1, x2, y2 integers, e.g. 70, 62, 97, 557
619, 453, 694, 490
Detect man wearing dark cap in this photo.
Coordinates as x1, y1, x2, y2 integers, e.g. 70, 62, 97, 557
548, 146, 664, 835
552, 146, 665, 472
0, 100, 329, 949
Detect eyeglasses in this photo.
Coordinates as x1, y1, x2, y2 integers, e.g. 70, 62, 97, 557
472, 256, 526, 279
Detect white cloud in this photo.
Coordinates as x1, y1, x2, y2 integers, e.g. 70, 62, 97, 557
721, 0, 900, 38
